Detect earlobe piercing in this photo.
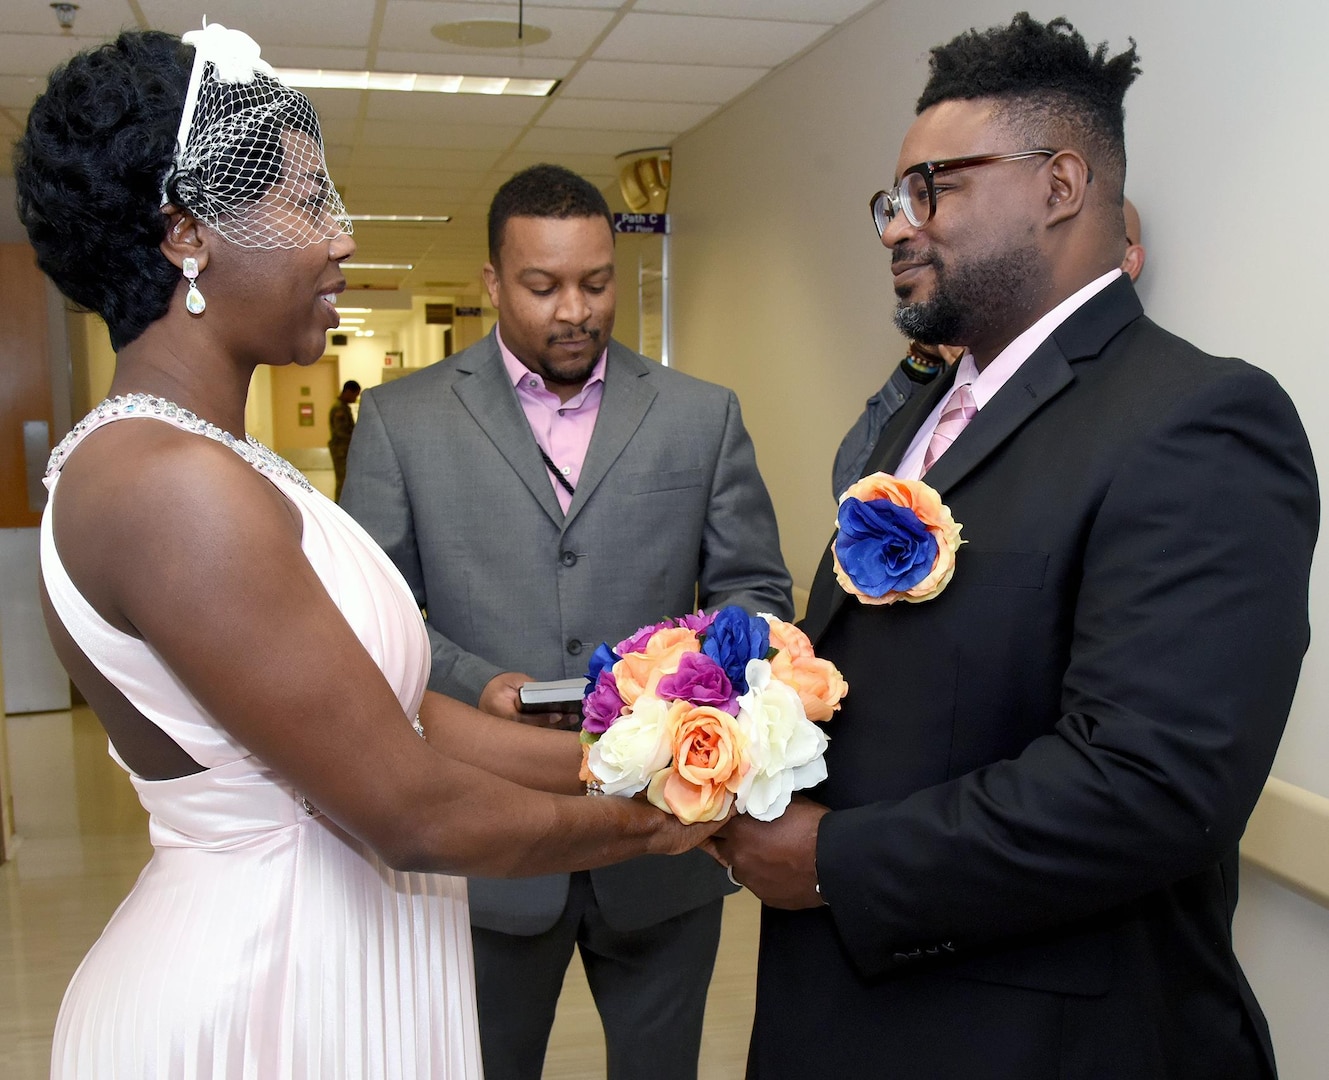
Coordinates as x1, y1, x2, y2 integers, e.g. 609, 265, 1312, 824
182, 256, 206, 314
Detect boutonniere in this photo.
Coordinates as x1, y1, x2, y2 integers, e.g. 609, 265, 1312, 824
832, 473, 964, 604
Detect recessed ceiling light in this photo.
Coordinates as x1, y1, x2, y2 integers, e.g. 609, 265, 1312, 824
432, 20, 552, 48
276, 67, 557, 97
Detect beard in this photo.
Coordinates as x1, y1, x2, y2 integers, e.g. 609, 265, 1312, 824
536, 324, 606, 385
894, 245, 1042, 347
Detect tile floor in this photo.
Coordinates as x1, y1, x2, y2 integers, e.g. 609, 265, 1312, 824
0, 707, 761, 1078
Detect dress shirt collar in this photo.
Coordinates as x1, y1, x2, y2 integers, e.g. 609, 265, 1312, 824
497, 325, 607, 405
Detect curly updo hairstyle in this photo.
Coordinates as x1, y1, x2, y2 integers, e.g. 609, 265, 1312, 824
918, 13, 1140, 204
13, 32, 197, 350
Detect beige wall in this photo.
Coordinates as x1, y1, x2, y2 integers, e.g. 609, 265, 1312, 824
669, 1, 1329, 1076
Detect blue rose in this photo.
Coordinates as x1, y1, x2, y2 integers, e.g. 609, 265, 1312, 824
834, 496, 939, 598
584, 641, 621, 694
700, 606, 770, 695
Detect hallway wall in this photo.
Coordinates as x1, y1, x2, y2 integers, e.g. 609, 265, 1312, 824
667, 2, 1329, 1076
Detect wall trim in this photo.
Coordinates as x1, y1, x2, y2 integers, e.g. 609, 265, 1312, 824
1240, 776, 1329, 909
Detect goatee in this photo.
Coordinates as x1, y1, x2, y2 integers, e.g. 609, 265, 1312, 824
895, 247, 1042, 347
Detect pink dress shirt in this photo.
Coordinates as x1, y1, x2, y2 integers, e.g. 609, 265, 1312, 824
894, 269, 1123, 481
498, 327, 607, 513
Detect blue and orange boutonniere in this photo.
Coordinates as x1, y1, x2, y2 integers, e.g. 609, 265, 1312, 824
833, 473, 964, 604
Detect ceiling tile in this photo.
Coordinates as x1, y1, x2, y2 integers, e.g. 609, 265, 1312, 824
362, 90, 547, 126
379, 2, 615, 61
137, 1, 376, 48
358, 119, 525, 151
635, 0, 875, 22
598, 13, 827, 67
561, 59, 765, 104
541, 97, 714, 134
516, 126, 676, 156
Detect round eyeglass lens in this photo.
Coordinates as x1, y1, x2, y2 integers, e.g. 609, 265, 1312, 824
901, 171, 931, 227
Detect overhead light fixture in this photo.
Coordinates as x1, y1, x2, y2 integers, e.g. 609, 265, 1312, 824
276, 68, 558, 97
335, 307, 373, 313
431, 20, 553, 48
50, 3, 78, 31
346, 214, 452, 223
342, 262, 414, 270
338, 317, 367, 324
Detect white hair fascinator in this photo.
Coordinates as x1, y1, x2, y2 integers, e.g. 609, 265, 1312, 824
164, 19, 351, 250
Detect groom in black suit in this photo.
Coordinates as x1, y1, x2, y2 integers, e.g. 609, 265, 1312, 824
712, 14, 1318, 1079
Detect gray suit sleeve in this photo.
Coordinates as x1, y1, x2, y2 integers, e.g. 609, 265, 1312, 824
341, 390, 502, 705
696, 391, 794, 621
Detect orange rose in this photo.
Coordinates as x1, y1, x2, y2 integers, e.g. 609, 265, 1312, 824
770, 652, 848, 722
765, 617, 814, 661
613, 626, 701, 704
832, 473, 963, 605
646, 701, 747, 824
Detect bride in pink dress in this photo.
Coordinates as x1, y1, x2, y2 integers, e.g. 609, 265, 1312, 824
16, 23, 721, 1078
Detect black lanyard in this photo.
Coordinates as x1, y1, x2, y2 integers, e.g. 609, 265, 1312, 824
539, 447, 575, 497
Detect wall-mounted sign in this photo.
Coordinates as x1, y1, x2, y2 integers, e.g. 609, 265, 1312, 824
425, 303, 454, 324
613, 212, 670, 235
298, 402, 315, 427
455, 306, 482, 317
384, 350, 403, 367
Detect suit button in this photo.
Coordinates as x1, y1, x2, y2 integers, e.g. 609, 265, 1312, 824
567, 639, 583, 655
560, 550, 578, 567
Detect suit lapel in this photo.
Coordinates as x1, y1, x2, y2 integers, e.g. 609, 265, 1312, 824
562, 343, 656, 530
805, 274, 1144, 644
921, 275, 1143, 494
453, 333, 566, 527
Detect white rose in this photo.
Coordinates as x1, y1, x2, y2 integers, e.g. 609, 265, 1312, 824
586, 693, 672, 797
735, 659, 829, 821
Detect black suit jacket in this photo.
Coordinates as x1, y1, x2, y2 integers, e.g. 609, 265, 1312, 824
751, 277, 1319, 1079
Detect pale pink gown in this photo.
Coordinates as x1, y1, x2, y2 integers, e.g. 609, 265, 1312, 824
42, 396, 483, 1078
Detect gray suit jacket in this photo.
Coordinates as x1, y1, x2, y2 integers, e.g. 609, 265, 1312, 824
342, 331, 793, 934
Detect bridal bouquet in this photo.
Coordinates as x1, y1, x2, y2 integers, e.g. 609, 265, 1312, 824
578, 607, 847, 824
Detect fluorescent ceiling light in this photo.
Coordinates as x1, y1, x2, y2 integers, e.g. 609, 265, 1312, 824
335, 307, 373, 313
338, 317, 367, 324
343, 262, 414, 270
347, 214, 452, 223
277, 68, 558, 97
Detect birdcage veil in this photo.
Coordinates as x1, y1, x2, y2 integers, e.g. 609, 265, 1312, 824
163, 21, 351, 250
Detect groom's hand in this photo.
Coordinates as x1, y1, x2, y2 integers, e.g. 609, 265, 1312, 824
707, 796, 830, 910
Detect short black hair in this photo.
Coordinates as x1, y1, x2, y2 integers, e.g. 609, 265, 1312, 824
917, 13, 1140, 202
14, 31, 192, 350
342, 380, 361, 393
487, 164, 613, 263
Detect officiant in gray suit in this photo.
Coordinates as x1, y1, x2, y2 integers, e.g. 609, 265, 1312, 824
341, 164, 792, 1080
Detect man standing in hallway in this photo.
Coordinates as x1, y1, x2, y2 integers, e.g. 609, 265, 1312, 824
327, 379, 359, 502
341, 163, 792, 1080
712, 14, 1316, 1079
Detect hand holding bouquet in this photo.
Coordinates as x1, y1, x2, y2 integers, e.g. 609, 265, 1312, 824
579, 607, 847, 824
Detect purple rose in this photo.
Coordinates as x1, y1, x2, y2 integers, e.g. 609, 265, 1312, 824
614, 618, 676, 656
656, 652, 738, 715
582, 671, 626, 735
676, 610, 718, 634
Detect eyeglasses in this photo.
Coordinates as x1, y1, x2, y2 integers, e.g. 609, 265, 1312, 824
869, 149, 1056, 236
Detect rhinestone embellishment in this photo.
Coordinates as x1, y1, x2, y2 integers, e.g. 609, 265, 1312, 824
47, 394, 313, 492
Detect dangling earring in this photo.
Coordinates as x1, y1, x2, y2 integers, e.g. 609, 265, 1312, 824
182, 256, 206, 315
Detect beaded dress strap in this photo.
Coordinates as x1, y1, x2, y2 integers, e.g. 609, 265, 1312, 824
47, 394, 312, 492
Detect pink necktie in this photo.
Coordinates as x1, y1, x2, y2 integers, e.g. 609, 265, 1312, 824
922, 383, 977, 475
